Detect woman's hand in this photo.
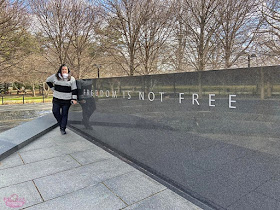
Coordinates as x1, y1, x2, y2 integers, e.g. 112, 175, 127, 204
71, 100, 78, 105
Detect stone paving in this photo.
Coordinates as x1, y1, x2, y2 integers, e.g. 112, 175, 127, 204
0, 128, 201, 210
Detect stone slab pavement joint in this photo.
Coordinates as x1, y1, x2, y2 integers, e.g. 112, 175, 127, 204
0, 152, 23, 170
33, 158, 136, 201
103, 171, 167, 205
24, 183, 127, 210
0, 119, 204, 210
0, 155, 80, 189
0, 113, 58, 162
0, 181, 42, 210
123, 189, 201, 210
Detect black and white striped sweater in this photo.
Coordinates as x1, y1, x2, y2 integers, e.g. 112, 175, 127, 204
46, 74, 78, 103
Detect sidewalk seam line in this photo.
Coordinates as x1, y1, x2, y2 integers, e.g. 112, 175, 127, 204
68, 154, 83, 166
102, 182, 129, 206
27, 184, 97, 205
17, 152, 26, 164
120, 188, 167, 209
252, 189, 280, 202
10, 154, 70, 166
19, 143, 58, 153
13, 145, 98, 166
0, 158, 115, 190
32, 180, 45, 202
4, 150, 93, 168
101, 170, 136, 183
0, 163, 24, 171
226, 176, 276, 208
21, 183, 104, 208
0, 154, 72, 171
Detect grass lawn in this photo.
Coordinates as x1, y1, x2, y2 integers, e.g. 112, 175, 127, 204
0, 95, 52, 105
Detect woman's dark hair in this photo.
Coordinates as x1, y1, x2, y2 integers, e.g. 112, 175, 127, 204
56, 64, 71, 81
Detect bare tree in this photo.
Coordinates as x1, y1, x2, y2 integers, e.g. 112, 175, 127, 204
257, 0, 280, 64
0, 0, 29, 72
215, 0, 261, 68
173, 0, 187, 72
67, 1, 98, 79
9, 48, 54, 97
179, 0, 221, 97
29, 0, 100, 78
165, 0, 194, 73
94, 17, 132, 76
137, 0, 174, 75
100, 0, 152, 76
29, 0, 73, 66
181, 0, 221, 71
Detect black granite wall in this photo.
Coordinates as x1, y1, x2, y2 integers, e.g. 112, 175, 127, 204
69, 66, 280, 209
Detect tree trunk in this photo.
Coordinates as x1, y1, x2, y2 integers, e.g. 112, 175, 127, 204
198, 71, 202, 98
260, 68, 265, 100
266, 71, 272, 98
177, 33, 183, 72
130, 55, 134, 76
32, 83, 36, 97
198, 24, 205, 72
267, 82, 272, 98
77, 50, 82, 79
43, 82, 49, 97
225, 47, 231, 68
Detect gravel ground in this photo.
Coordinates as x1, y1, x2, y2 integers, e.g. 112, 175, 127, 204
0, 103, 52, 133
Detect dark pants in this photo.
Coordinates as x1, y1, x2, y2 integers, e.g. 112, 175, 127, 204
52, 102, 71, 130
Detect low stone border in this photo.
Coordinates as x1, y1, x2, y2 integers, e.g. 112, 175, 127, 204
0, 113, 57, 161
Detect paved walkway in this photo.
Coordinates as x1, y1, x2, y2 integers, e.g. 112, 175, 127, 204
0, 128, 201, 210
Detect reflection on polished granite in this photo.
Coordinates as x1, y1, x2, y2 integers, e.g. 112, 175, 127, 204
69, 66, 280, 209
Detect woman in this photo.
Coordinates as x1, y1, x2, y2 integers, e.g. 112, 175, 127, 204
46, 64, 78, 134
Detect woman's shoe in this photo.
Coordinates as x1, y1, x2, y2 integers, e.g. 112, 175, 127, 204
60, 128, 66, 135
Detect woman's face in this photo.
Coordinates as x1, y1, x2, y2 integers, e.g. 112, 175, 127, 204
61, 66, 68, 74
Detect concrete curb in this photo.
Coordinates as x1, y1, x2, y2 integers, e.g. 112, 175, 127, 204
0, 113, 58, 161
